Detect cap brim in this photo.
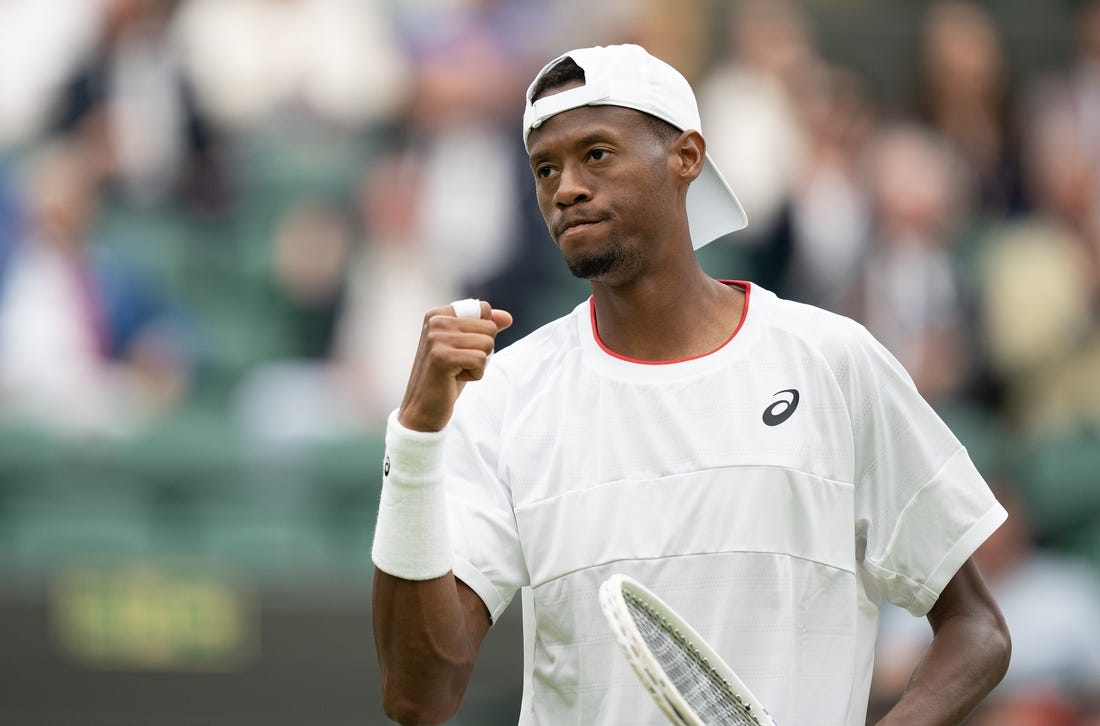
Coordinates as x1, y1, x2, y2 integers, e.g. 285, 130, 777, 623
687, 153, 748, 249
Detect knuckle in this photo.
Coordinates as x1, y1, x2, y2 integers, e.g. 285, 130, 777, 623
424, 307, 456, 328
424, 329, 443, 348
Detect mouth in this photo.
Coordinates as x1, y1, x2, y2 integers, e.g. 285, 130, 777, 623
556, 217, 605, 240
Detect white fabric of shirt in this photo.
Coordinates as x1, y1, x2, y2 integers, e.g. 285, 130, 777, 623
442, 282, 1006, 726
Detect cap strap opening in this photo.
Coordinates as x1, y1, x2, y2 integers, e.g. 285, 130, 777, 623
526, 79, 613, 132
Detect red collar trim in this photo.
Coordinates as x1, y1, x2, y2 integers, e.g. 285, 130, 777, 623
588, 280, 751, 365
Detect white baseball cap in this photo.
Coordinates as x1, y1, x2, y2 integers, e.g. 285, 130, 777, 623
522, 44, 748, 249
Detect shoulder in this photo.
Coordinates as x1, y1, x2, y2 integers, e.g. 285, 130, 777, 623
751, 285, 879, 360
748, 284, 915, 396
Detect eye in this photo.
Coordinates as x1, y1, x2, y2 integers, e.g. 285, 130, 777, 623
535, 164, 558, 180
587, 148, 610, 162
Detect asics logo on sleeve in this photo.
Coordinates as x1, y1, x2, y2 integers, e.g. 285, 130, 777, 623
762, 388, 800, 426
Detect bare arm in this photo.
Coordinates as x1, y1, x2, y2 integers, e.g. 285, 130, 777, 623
877, 558, 1011, 725
371, 300, 512, 725
373, 571, 492, 725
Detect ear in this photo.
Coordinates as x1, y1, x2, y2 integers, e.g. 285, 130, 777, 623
671, 130, 706, 185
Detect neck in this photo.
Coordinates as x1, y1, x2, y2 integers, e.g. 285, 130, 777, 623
590, 264, 745, 362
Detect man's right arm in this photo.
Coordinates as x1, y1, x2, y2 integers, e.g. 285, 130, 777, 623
370, 301, 512, 725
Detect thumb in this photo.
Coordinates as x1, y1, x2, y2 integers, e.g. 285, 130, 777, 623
490, 308, 513, 331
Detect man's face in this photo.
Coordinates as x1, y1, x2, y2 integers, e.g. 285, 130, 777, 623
527, 93, 676, 283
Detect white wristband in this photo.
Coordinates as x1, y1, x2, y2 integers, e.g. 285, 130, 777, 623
371, 410, 452, 580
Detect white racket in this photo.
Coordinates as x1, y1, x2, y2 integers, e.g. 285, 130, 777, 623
599, 574, 777, 726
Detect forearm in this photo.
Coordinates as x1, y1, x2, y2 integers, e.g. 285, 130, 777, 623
372, 569, 481, 725
877, 584, 1011, 724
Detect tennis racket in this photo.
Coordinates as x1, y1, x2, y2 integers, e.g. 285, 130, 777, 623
599, 574, 777, 726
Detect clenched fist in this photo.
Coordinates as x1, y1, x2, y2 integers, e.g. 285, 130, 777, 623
397, 300, 513, 432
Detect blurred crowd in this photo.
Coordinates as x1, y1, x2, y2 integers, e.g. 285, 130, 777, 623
0, 0, 1099, 722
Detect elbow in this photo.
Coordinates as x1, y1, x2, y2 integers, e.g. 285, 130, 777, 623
990, 614, 1012, 685
380, 660, 474, 726
382, 693, 462, 726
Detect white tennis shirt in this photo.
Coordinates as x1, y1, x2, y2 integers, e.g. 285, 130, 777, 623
442, 282, 1006, 726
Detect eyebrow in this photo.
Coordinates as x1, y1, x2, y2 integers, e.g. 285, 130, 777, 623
529, 127, 621, 167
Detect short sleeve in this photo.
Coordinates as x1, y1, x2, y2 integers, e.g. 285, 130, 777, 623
444, 365, 529, 624
836, 324, 1006, 616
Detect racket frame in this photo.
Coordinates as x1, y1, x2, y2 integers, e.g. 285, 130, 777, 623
598, 573, 776, 726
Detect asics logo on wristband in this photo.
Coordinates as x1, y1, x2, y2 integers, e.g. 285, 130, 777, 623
763, 389, 800, 426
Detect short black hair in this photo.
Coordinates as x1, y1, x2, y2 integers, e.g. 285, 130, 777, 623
530, 57, 586, 103
530, 57, 682, 147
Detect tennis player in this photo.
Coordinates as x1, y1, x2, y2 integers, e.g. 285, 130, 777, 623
372, 44, 1010, 725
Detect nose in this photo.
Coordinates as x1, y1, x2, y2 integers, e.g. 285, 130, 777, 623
553, 162, 591, 208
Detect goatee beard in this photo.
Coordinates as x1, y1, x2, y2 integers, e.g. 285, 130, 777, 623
567, 250, 618, 279
565, 238, 639, 281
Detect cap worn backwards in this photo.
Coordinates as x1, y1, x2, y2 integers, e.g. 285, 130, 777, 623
522, 44, 748, 249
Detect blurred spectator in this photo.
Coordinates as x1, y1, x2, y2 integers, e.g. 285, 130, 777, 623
231, 195, 360, 446
335, 151, 459, 426
975, 81, 1100, 436
783, 62, 876, 311
1073, 1, 1100, 155
232, 1, 539, 441
624, 0, 713, 86
0, 0, 101, 149
173, 0, 409, 133
231, 148, 462, 442
846, 123, 976, 405
697, 0, 815, 251
394, 0, 630, 72
0, 168, 22, 264
872, 481, 1100, 724
400, 2, 528, 297
913, 0, 1025, 220
50, 0, 231, 214
0, 140, 192, 438
266, 198, 353, 361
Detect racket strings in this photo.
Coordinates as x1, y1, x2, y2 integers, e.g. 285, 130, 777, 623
624, 591, 764, 726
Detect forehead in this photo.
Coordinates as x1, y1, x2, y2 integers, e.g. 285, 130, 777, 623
526, 103, 651, 158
